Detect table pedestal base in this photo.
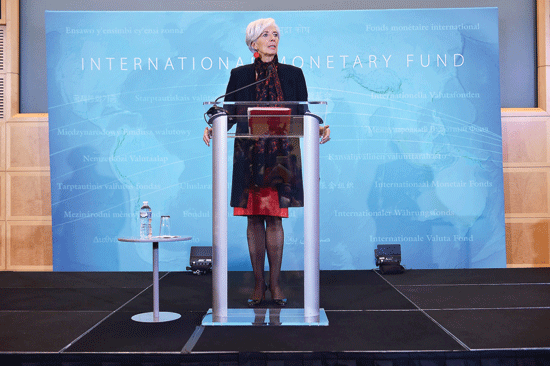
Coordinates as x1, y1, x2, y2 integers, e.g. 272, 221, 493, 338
131, 311, 181, 323
201, 308, 328, 326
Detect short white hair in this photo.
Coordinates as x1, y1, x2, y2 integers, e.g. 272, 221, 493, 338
245, 18, 281, 53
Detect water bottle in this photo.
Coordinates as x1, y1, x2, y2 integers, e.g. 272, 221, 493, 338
139, 201, 152, 238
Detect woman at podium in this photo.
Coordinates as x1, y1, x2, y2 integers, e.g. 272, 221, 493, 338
203, 18, 330, 307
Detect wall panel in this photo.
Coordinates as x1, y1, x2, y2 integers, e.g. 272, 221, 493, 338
0, 121, 5, 171
0, 221, 4, 270
6, 122, 49, 170
503, 169, 550, 217
0, 172, 4, 269
506, 219, 550, 267
6, 221, 52, 270
0, 172, 5, 221
6, 172, 51, 220
502, 118, 550, 166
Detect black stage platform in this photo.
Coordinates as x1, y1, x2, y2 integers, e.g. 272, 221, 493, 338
1, 269, 550, 365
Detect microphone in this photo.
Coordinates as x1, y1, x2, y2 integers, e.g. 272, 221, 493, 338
206, 65, 274, 120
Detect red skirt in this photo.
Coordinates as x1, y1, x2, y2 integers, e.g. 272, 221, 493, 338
233, 186, 288, 218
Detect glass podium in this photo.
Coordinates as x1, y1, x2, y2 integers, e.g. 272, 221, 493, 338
202, 101, 328, 326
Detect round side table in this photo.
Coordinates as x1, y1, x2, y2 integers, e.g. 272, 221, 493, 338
118, 236, 192, 323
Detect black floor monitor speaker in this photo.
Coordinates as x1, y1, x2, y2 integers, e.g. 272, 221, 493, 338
375, 244, 404, 274
186, 246, 212, 275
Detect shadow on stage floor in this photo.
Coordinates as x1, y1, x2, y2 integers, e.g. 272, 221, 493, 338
1, 268, 550, 365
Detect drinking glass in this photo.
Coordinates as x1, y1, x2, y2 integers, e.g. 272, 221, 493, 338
159, 216, 171, 237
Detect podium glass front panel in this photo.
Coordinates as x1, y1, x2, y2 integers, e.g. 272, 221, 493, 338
203, 101, 326, 138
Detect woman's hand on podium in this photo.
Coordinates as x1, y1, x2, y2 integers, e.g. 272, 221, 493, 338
320, 125, 330, 144
203, 127, 213, 146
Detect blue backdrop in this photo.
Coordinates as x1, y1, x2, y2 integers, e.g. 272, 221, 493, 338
46, 9, 504, 271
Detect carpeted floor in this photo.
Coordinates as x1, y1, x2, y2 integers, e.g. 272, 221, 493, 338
1, 268, 549, 364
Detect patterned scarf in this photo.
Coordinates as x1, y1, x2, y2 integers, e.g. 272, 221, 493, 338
254, 55, 284, 102
250, 55, 292, 188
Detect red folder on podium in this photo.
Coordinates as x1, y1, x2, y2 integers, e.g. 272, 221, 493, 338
248, 107, 291, 136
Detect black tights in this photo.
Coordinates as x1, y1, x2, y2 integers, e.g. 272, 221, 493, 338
247, 215, 285, 300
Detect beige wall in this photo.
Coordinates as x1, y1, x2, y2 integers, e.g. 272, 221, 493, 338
502, 0, 550, 267
0, 0, 548, 270
1, 0, 52, 271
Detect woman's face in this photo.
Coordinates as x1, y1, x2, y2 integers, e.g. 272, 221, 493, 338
252, 25, 279, 61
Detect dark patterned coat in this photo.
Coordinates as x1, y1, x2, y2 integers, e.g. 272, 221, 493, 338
224, 63, 308, 208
